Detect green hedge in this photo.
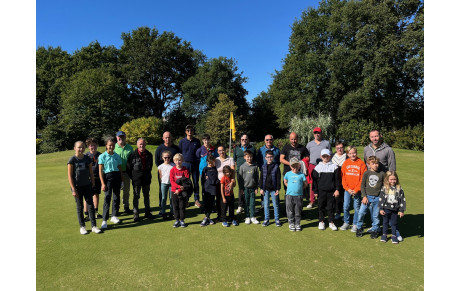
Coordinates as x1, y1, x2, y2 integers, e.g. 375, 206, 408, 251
254, 138, 289, 150
120, 117, 164, 146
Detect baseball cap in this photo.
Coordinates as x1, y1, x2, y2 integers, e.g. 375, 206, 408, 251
321, 149, 331, 156
313, 127, 322, 133
289, 157, 300, 166
116, 131, 126, 137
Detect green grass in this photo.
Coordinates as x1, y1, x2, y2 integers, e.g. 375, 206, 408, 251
37, 147, 423, 290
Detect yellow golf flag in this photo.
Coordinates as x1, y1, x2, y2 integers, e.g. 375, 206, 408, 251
230, 112, 236, 141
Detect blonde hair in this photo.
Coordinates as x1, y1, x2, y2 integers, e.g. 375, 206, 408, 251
173, 153, 184, 162
345, 145, 357, 154
383, 171, 401, 193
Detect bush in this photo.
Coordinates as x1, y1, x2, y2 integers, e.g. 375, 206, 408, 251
289, 113, 333, 145
36, 138, 43, 154
385, 124, 424, 151
120, 117, 164, 145
39, 123, 72, 153
255, 138, 289, 150
336, 119, 383, 147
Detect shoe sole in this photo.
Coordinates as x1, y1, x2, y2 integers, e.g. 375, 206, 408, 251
380, 239, 387, 242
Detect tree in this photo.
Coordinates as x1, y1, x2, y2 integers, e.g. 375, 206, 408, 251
71, 41, 120, 75
246, 91, 283, 142
182, 57, 249, 118
36, 46, 72, 130
59, 68, 128, 144
203, 94, 245, 145
269, 0, 424, 130
120, 26, 204, 118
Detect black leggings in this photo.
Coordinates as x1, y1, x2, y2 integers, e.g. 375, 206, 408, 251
102, 171, 121, 221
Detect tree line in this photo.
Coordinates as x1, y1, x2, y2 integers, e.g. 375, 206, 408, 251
36, 0, 423, 153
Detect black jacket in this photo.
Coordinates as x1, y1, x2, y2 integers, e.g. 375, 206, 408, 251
176, 177, 193, 198
312, 162, 341, 193
127, 149, 153, 185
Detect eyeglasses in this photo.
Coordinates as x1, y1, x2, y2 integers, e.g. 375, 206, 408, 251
336, 147, 344, 150
163, 157, 171, 159
266, 156, 273, 159
314, 132, 321, 134
241, 139, 248, 141
265, 139, 273, 141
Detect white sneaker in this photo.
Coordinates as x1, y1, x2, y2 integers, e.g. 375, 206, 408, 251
306, 204, 313, 209
80, 227, 88, 235
318, 222, 325, 230
251, 217, 259, 224
397, 236, 403, 242
350, 224, 358, 232
92, 226, 102, 234
236, 206, 243, 214
329, 222, 338, 231
340, 223, 350, 231
245, 217, 251, 224
110, 216, 120, 224
101, 221, 107, 229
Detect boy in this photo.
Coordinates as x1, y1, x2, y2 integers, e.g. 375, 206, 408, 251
283, 157, 307, 231
239, 150, 260, 224
259, 150, 281, 227
170, 153, 190, 228
84, 137, 103, 220
200, 155, 219, 226
356, 156, 385, 238
312, 149, 341, 231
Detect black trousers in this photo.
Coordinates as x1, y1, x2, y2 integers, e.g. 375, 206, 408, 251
221, 195, 235, 222
171, 193, 187, 221
203, 192, 216, 218
318, 190, 335, 223
74, 184, 96, 227
102, 171, 121, 221
334, 188, 344, 214
132, 183, 151, 214
382, 209, 399, 236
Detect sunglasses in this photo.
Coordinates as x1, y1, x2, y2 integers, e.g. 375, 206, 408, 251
163, 157, 171, 159
265, 139, 273, 141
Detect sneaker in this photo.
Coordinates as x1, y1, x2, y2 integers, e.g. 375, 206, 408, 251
80, 227, 88, 235
391, 235, 399, 244
275, 220, 282, 227
334, 213, 341, 220
329, 222, 338, 231
340, 223, 350, 231
306, 203, 313, 209
101, 221, 107, 229
195, 200, 201, 208
144, 212, 154, 219
295, 225, 301, 231
110, 216, 120, 224
370, 231, 379, 239
318, 222, 325, 230
397, 236, 404, 242
236, 206, 243, 214
173, 220, 180, 228
380, 234, 387, 242
232, 220, 239, 226
96, 213, 103, 219
133, 213, 140, 222
222, 221, 229, 227
351, 225, 358, 232
92, 226, 102, 234
84, 216, 90, 222
289, 224, 295, 232
162, 214, 168, 221
356, 228, 364, 237
200, 218, 208, 227
262, 220, 269, 227
251, 217, 260, 224
208, 218, 215, 225
180, 220, 187, 228
245, 217, 251, 224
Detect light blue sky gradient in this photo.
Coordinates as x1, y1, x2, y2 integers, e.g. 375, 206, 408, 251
36, 0, 318, 102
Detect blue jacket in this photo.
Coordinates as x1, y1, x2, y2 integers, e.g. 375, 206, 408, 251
259, 163, 281, 191
257, 146, 280, 168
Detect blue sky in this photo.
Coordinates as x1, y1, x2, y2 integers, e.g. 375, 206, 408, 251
36, 0, 318, 102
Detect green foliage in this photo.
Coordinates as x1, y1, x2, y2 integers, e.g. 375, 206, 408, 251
120, 117, 165, 146
336, 119, 381, 147
269, 0, 424, 129
203, 94, 245, 145
247, 91, 284, 142
255, 138, 289, 151
385, 124, 424, 151
289, 113, 332, 145
39, 122, 71, 153
36, 138, 43, 154
71, 41, 120, 75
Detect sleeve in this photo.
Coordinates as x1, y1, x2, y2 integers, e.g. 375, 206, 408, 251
302, 147, 309, 159
341, 165, 349, 190
276, 166, 281, 190
388, 149, 396, 171
126, 154, 133, 179
233, 147, 237, 161
196, 147, 202, 159
98, 154, 104, 165
355, 161, 367, 193
399, 189, 406, 212
258, 168, 263, 189
169, 168, 178, 190
327, 141, 331, 150
67, 156, 74, 165
201, 168, 206, 187
220, 177, 225, 184
254, 167, 259, 187
363, 147, 368, 165
257, 149, 263, 168
334, 167, 341, 191
361, 172, 368, 198
178, 140, 183, 153
154, 147, 161, 166
378, 188, 386, 209
312, 169, 319, 193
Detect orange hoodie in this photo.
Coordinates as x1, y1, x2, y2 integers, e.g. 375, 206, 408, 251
341, 158, 367, 193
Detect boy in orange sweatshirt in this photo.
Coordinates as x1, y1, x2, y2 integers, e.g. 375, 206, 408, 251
340, 146, 367, 232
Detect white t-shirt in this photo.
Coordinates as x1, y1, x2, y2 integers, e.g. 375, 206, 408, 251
216, 156, 235, 180
158, 163, 175, 184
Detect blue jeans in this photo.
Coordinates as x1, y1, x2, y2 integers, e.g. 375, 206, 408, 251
263, 190, 280, 221
160, 183, 172, 215
182, 161, 200, 201
343, 191, 361, 225
357, 195, 380, 231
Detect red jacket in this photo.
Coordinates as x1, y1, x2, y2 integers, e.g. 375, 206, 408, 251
301, 157, 315, 184
170, 166, 190, 192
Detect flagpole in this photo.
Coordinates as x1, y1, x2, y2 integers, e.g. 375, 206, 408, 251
229, 128, 232, 157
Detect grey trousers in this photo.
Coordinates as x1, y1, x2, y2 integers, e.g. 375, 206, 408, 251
286, 195, 302, 226
121, 172, 131, 209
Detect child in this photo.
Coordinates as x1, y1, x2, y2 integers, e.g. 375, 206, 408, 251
158, 151, 175, 220
200, 155, 219, 226
379, 171, 406, 244
220, 165, 237, 227
340, 146, 366, 232
197, 134, 217, 213
356, 156, 385, 238
284, 158, 307, 231
83, 137, 103, 220
312, 149, 341, 231
331, 141, 346, 220
239, 150, 259, 225
300, 156, 315, 210
259, 150, 281, 227
98, 137, 123, 229
170, 153, 189, 228
67, 141, 101, 235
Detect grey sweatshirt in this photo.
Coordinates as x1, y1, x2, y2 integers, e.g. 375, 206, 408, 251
363, 142, 396, 172
238, 162, 259, 189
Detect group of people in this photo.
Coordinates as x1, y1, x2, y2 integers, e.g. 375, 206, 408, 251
67, 125, 406, 244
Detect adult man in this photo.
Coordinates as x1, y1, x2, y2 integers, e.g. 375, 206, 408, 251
178, 125, 202, 207
257, 134, 281, 167
114, 131, 134, 214
155, 131, 180, 217
127, 138, 154, 221
280, 132, 309, 178
363, 130, 396, 172
233, 134, 257, 214
306, 127, 331, 208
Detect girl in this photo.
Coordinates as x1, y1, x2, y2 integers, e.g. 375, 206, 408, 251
67, 141, 101, 235
220, 165, 236, 227
158, 151, 175, 220
379, 171, 406, 244
83, 138, 103, 220
340, 146, 366, 232
200, 155, 219, 226
98, 137, 123, 229
170, 153, 190, 228
215, 145, 235, 222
